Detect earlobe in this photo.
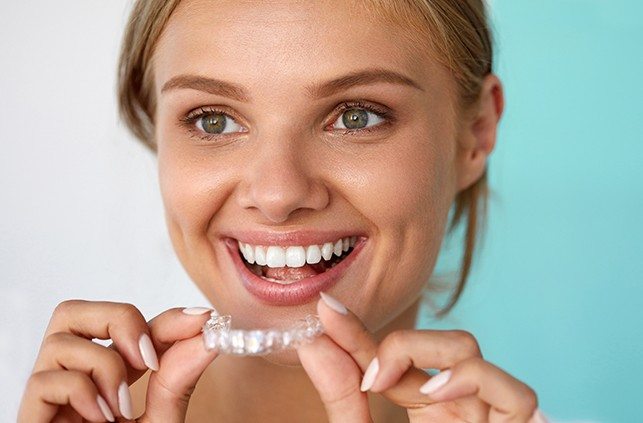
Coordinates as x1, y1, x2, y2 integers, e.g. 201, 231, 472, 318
455, 74, 504, 192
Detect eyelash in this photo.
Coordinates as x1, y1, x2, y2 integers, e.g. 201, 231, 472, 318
178, 101, 394, 142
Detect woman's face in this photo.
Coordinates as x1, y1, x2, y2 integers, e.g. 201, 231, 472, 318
153, 0, 464, 333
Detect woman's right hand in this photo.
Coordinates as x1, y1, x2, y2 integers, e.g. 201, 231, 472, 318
18, 300, 218, 422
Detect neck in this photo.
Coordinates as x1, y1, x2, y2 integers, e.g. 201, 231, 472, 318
188, 300, 420, 422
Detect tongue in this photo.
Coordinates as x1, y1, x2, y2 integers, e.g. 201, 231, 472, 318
264, 263, 326, 281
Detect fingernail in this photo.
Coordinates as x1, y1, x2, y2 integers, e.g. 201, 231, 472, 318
118, 381, 133, 420
138, 333, 159, 371
419, 369, 452, 395
319, 291, 348, 315
182, 307, 213, 315
96, 394, 115, 422
531, 409, 550, 423
360, 357, 380, 392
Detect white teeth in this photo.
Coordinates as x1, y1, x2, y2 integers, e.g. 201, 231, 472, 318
333, 240, 343, 257
254, 245, 267, 266
239, 237, 358, 268
321, 242, 334, 261
342, 237, 349, 252
243, 243, 255, 264
285, 246, 306, 267
266, 246, 286, 268
306, 245, 322, 264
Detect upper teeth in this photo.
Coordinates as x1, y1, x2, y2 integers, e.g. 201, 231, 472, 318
238, 236, 356, 268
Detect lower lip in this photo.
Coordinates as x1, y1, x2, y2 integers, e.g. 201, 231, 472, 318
225, 237, 367, 306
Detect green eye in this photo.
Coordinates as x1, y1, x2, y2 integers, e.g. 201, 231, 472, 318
333, 107, 385, 131
195, 112, 244, 135
201, 113, 226, 134
342, 109, 369, 129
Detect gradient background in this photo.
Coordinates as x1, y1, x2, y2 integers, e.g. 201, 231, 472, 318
1, 1, 641, 422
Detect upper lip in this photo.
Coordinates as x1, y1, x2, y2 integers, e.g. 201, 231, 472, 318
222, 230, 366, 247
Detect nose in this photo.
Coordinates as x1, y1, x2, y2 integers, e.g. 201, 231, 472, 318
237, 138, 329, 223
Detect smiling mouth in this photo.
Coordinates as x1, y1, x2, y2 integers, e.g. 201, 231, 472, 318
237, 237, 357, 284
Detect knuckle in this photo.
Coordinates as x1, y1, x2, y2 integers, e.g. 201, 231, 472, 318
25, 371, 47, 393
459, 356, 486, 375
52, 299, 83, 320
449, 330, 481, 356
66, 371, 94, 395
41, 331, 73, 353
521, 385, 539, 412
101, 345, 128, 376
113, 302, 143, 323
153, 373, 192, 406
381, 329, 412, 353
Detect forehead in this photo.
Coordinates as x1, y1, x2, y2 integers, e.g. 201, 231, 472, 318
153, 0, 451, 100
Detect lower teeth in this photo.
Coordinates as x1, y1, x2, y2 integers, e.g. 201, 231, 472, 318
261, 276, 295, 284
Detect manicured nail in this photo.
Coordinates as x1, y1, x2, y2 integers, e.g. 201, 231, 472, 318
360, 357, 380, 392
319, 291, 348, 315
531, 409, 550, 423
419, 369, 452, 395
138, 333, 159, 371
96, 394, 115, 422
182, 307, 212, 315
118, 381, 133, 420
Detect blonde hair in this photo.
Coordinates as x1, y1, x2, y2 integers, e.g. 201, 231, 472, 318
117, 0, 494, 317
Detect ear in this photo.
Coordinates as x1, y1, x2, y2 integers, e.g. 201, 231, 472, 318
455, 74, 505, 192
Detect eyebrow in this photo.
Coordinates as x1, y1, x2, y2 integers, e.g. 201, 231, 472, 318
307, 68, 424, 98
161, 75, 249, 102
160, 68, 424, 101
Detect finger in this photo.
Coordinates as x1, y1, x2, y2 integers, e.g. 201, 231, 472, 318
317, 293, 430, 409
32, 332, 126, 419
297, 334, 372, 423
368, 329, 482, 392
44, 300, 158, 374
146, 307, 214, 353
140, 334, 218, 423
420, 357, 539, 422
18, 370, 114, 423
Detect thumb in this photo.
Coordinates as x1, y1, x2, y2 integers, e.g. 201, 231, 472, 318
297, 334, 372, 423
140, 334, 218, 422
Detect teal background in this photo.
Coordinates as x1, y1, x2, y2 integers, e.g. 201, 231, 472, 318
417, 1, 643, 422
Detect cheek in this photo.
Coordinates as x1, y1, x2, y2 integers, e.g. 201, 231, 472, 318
350, 136, 450, 235
346, 130, 455, 321
157, 140, 231, 237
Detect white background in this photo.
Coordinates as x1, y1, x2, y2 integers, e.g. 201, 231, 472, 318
0, 2, 208, 419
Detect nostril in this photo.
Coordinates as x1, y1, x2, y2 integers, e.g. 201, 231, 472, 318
237, 165, 331, 222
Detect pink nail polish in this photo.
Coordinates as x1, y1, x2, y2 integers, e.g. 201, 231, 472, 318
96, 394, 115, 422
138, 333, 159, 371
419, 369, 452, 395
360, 357, 379, 392
182, 307, 213, 315
118, 381, 133, 420
319, 291, 348, 315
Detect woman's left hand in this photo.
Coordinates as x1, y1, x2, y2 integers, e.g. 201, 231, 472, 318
297, 293, 547, 423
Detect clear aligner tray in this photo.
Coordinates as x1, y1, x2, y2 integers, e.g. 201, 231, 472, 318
202, 312, 323, 356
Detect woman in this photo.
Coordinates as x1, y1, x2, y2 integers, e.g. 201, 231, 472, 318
18, 0, 547, 421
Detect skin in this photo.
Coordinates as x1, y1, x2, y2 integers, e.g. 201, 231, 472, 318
153, 0, 458, 340
17, 1, 546, 422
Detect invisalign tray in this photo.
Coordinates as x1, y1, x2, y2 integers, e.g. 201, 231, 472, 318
202, 312, 324, 356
